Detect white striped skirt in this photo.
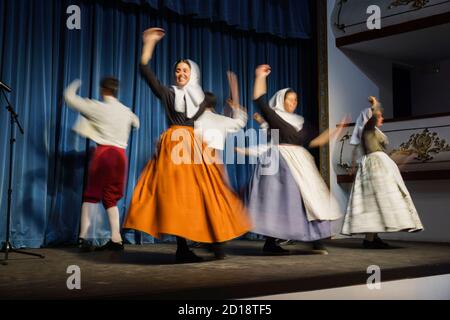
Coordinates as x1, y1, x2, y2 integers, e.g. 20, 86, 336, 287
342, 151, 423, 235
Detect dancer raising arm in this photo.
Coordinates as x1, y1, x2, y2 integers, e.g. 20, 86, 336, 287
64, 77, 139, 252
246, 64, 344, 255
342, 108, 423, 248
123, 28, 250, 263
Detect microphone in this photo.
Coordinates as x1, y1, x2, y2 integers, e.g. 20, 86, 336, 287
0, 81, 12, 92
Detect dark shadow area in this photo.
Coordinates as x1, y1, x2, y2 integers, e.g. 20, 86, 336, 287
322, 239, 405, 250
56, 245, 218, 266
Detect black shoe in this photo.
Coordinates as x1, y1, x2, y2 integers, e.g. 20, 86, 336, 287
190, 242, 206, 248
263, 243, 290, 255
192, 242, 210, 250
97, 240, 124, 252
374, 236, 390, 248
363, 239, 389, 249
311, 241, 329, 255
175, 250, 204, 263
78, 238, 94, 252
210, 244, 226, 260
279, 239, 296, 246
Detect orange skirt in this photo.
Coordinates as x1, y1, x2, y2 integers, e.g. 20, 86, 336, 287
123, 126, 251, 243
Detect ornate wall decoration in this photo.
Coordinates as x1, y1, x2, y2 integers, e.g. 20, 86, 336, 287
338, 131, 351, 169
392, 128, 450, 162
334, 0, 347, 32
389, 0, 430, 9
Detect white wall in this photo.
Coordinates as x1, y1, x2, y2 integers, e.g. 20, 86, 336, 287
327, 0, 450, 242
411, 59, 450, 116
341, 49, 394, 118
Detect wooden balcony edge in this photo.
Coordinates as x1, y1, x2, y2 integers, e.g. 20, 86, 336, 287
336, 111, 450, 128
336, 11, 450, 48
337, 169, 450, 184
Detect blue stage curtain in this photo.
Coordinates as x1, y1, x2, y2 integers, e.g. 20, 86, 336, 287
0, 0, 315, 248
120, 0, 311, 40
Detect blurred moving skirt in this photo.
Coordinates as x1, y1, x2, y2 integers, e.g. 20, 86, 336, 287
246, 145, 341, 241
123, 126, 251, 243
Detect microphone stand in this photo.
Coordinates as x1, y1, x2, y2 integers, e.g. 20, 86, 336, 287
1, 86, 45, 265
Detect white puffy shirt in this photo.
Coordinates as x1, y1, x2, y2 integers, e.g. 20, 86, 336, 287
64, 80, 140, 149
194, 108, 248, 150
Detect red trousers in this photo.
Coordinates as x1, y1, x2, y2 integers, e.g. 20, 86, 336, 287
83, 145, 127, 209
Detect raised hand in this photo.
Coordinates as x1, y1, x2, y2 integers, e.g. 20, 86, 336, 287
253, 65, 270, 100
141, 28, 165, 65
255, 64, 271, 78
143, 27, 166, 44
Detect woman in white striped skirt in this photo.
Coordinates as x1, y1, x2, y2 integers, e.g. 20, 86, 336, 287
342, 109, 424, 248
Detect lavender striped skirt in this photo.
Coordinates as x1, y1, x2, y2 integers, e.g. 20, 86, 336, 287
245, 150, 331, 241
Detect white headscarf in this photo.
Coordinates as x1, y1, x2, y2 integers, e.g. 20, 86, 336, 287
349, 101, 382, 146
172, 59, 205, 119
269, 88, 304, 131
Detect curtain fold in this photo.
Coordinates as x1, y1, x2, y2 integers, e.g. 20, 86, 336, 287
0, 0, 315, 248
120, 0, 311, 39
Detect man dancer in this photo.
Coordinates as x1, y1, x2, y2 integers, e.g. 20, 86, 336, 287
64, 77, 140, 251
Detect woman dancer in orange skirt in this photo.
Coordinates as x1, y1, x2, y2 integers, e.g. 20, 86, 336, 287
123, 28, 250, 263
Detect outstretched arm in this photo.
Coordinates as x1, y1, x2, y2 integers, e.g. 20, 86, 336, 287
224, 71, 248, 132
63, 80, 98, 118
309, 115, 351, 148
227, 71, 240, 107
390, 150, 416, 171
141, 27, 165, 65
139, 27, 173, 102
252, 64, 288, 130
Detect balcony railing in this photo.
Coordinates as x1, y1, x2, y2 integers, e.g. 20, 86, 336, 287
334, 112, 450, 183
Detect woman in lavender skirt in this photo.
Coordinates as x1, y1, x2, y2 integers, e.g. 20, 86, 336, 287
245, 64, 344, 255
